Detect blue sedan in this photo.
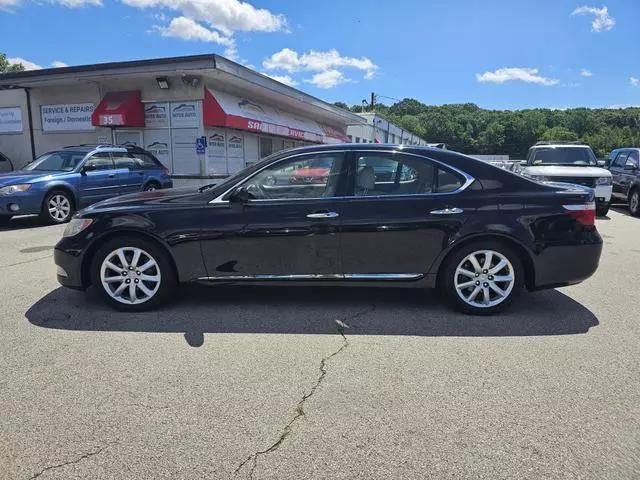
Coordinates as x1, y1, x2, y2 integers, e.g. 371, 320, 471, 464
0, 145, 172, 224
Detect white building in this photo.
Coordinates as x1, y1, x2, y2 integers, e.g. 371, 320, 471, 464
346, 112, 428, 145
0, 54, 363, 185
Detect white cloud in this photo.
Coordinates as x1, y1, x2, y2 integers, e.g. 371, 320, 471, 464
0, 0, 21, 10
580, 68, 593, 77
122, 0, 287, 35
571, 5, 615, 32
48, 0, 102, 6
7, 57, 42, 70
631, 77, 640, 87
261, 73, 298, 87
51, 60, 68, 68
476, 67, 559, 86
262, 48, 377, 88
304, 70, 350, 89
264, 48, 378, 78
154, 16, 233, 46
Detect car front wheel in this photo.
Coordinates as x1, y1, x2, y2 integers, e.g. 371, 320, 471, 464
41, 191, 74, 224
440, 241, 524, 315
91, 236, 177, 311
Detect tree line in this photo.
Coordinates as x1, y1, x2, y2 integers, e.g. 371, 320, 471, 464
334, 98, 640, 159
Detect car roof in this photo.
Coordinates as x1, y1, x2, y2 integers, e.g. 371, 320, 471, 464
529, 144, 591, 149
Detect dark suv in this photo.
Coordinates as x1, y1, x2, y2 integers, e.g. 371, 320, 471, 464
607, 148, 640, 216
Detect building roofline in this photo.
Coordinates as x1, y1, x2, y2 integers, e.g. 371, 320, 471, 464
0, 53, 364, 125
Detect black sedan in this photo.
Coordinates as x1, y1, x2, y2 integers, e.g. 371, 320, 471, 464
54, 144, 602, 315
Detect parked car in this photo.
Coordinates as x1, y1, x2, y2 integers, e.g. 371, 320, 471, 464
520, 142, 612, 216
606, 148, 640, 216
54, 144, 602, 315
0, 144, 172, 225
0, 151, 14, 174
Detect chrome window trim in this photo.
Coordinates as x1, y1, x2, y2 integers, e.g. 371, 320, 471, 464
209, 149, 475, 204
197, 273, 423, 281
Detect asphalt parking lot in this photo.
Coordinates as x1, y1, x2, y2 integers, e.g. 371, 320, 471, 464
1, 208, 639, 480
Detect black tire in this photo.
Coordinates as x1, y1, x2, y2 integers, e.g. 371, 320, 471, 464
439, 240, 525, 315
0, 215, 12, 225
596, 205, 610, 217
40, 190, 74, 224
144, 182, 161, 192
90, 235, 177, 312
629, 189, 640, 217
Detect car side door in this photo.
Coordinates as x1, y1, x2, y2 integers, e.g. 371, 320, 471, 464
338, 150, 472, 278
77, 152, 120, 208
621, 150, 640, 197
112, 151, 145, 195
199, 151, 348, 278
609, 150, 629, 200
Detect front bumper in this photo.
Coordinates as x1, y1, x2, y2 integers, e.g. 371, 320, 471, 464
54, 246, 86, 290
0, 193, 43, 216
533, 233, 603, 290
594, 185, 612, 203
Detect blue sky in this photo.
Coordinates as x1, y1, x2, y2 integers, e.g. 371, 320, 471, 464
1, 0, 639, 110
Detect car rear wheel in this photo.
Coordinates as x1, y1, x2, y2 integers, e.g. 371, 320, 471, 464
91, 236, 177, 312
144, 182, 160, 192
440, 241, 524, 315
41, 191, 74, 224
596, 204, 610, 217
629, 190, 640, 217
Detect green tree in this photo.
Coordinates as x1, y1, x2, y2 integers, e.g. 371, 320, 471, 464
0, 53, 26, 73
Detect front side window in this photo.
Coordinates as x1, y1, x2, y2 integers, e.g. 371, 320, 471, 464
24, 150, 86, 172
83, 152, 114, 171
530, 147, 597, 166
613, 152, 629, 168
354, 153, 463, 197
239, 153, 345, 200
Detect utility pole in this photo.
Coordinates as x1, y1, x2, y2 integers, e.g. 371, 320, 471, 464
370, 92, 376, 112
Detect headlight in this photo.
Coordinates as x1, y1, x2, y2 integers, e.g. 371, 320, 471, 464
63, 218, 93, 237
595, 176, 612, 186
0, 184, 32, 195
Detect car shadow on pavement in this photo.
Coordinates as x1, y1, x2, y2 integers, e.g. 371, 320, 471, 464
25, 284, 599, 347
0, 215, 47, 231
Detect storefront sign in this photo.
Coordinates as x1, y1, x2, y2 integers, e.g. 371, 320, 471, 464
144, 129, 172, 173
206, 129, 227, 175
41, 103, 95, 132
170, 101, 199, 128
0, 107, 23, 133
144, 102, 169, 128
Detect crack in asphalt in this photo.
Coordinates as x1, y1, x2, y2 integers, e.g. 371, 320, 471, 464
234, 304, 376, 479
28, 441, 117, 479
0, 254, 53, 270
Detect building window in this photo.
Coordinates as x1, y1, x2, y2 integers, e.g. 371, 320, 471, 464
347, 135, 353, 142
260, 137, 273, 158
355, 137, 360, 143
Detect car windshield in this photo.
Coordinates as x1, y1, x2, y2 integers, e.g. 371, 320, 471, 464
530, 147, 597, 166
23, 151, 86, 172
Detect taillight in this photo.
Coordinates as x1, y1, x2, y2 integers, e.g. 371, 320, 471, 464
563, 202, 596, 226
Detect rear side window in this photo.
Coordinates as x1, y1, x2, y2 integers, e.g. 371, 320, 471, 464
129, 152, 160, 169
84, 152, 114, 171
113, 152, 143, 170
354, 153, 465, 197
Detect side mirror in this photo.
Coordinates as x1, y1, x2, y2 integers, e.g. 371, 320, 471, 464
228, 186, 250, 204
597, 160, 606, 167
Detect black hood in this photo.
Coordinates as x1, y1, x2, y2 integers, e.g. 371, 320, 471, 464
82, 187, 208, 213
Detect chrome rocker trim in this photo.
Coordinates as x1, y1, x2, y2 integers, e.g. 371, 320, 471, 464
197, 273, 424, 281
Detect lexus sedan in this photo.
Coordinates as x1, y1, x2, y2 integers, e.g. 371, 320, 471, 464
54, 144, 603, 315
0, 145, 172, 225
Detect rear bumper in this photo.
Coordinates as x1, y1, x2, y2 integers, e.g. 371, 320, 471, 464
54, 246, 86, 290
532, 235, 603, 290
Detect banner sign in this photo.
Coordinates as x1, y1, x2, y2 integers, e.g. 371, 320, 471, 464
206, 129, 227, 175
170, 101, 199, 128
0, 107, 23, 133
41, 103, 95, 132
144, 129, 172, 173
144, 102, 169, 128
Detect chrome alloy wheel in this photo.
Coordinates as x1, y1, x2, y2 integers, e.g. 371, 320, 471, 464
631, 191, 639, 213
100, 247, 161, 305
48, 194, 71, 221
454, 250, 515, 309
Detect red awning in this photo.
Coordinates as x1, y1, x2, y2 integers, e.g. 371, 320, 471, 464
203, 88, 327, 143
92, 91, 144, 127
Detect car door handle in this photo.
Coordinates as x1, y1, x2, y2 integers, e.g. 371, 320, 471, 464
430, 207, 463, 215
307, 211, 339, 219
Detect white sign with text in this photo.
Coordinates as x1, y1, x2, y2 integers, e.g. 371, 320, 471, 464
41, 103, 95, 132
0, 107, 23, 133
